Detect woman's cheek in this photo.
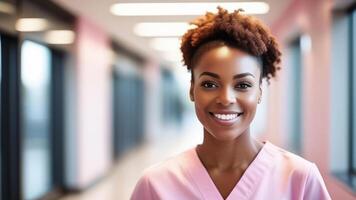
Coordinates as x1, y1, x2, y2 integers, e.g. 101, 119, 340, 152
193, 94, 210, 123
241, 91, 259, 106
194, 104, 207, 126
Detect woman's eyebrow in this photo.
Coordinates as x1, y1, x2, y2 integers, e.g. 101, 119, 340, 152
233, 73, 255, 79
199, 72, 255, 79
199, 72, 220, 79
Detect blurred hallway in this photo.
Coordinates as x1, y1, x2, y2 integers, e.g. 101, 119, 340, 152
59, 112, 203, 200
1, 0, 356, 199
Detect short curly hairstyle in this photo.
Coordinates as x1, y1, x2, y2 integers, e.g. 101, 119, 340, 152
180, 7, 281, 83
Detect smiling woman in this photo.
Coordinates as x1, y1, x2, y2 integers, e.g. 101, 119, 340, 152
131, 7, 331, 200
190, 47, 263, 142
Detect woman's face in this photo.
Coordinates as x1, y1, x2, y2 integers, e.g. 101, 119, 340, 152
190, 46, 262, 141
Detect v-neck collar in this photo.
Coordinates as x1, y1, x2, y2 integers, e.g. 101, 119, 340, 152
178, 141, 277, 200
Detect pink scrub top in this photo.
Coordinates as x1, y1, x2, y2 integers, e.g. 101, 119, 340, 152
131, 141, 331, 200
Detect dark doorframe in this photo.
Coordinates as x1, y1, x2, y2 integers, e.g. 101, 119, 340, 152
1, 34, 22, 200
50, 48, 66, 198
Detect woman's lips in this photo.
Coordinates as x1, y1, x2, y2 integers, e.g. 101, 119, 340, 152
208, 112, 243, 126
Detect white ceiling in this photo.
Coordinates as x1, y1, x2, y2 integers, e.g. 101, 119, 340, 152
53, 0, 292, 63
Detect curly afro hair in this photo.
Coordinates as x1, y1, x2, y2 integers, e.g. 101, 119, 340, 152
180, 7, 281, 83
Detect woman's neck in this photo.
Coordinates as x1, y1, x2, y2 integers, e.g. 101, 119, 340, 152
196, 129, 263, 171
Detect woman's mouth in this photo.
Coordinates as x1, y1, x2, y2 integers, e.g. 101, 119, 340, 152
209, 112, 243, 126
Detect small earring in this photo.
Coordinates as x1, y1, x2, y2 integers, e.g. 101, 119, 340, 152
258, 98, 261, 104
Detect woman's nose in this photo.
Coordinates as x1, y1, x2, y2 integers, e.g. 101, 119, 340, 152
216, 87, 236, 106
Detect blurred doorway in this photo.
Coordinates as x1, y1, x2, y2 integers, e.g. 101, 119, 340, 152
113, 72, 145, 158
21, 40, 52, 199
286, 37, 303, 155
21, 40, 65, 200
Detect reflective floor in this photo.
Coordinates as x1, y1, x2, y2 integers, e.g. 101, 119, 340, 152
59, 113, 202, 200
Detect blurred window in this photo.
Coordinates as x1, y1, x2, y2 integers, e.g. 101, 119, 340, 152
331, 7, 356, 191
285, 38, 303, 155
351, 8, 356, 179
161, 68, 183, 129
113, 72, 144, 157
21, 40, 52, 199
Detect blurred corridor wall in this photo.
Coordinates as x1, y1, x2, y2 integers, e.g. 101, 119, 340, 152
65, 17, 113, 189
266, 0, 354, 199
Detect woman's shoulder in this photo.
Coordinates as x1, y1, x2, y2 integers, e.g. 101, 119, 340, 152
264, 142, 331, 199
267, 143, 323, 184
262, 142, 318, 183
265, 141, 314, 169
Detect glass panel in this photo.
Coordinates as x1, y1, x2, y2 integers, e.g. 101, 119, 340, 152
330, 13, 350, 173
286, 38, 302, 154
21, 40, 52, 200
352, 9, 356, 173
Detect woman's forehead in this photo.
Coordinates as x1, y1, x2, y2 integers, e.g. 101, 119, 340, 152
194, 46, 261, 76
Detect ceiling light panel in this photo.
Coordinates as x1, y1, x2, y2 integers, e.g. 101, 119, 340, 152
163, 51, 183, 63
111, 2, 269, 16
134, 22, 192, 37
44, 30, 75, 44
149, 37, 181, 51
0, 1, 15, 14
16, 18, 48, 32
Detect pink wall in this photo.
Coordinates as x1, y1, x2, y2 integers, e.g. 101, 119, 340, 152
74, 17, 113, 188
266, 0, 355, 199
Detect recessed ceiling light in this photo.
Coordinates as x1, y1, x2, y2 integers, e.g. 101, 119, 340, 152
149, 37, 181, 51
16, 18, 48, 32
44, 30, 75, 44
0, 1, 15, 14
111, 2, 269, 16
134, 23, 193, 37
162, 51, 183, 63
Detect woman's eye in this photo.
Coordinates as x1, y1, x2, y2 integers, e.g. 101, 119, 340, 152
235, 83, 252, 89
201, 82, 218, 88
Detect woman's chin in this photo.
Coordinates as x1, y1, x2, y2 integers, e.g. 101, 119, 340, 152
210, 131, 243, 142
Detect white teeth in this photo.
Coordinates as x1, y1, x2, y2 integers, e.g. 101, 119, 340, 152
213, 113, 239, 121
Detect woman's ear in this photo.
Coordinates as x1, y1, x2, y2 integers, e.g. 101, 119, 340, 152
190, 81, 195, 102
